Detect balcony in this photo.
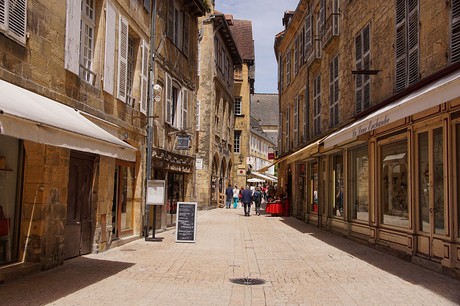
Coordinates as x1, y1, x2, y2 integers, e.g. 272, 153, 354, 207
322, 13, 340, 48
306, 38, 322, 67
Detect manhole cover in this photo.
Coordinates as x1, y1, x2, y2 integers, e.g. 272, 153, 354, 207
230, 277, 266, 286
120, 248, 136, 252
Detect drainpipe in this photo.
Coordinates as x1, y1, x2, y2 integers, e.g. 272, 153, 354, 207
144, 0, 162, 241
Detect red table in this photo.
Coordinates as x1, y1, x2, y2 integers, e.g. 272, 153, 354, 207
265, 201, 284, 215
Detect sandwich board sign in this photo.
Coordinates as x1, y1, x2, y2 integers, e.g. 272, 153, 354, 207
175, 202, 197, 243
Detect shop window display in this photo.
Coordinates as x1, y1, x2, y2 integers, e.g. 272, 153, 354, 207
349, 146, 369, 221
308, 162, 318, 213
332, 155, 343, 217
381, 140, 409, 227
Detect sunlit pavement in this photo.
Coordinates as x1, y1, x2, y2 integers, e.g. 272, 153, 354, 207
1, 206, 460, 306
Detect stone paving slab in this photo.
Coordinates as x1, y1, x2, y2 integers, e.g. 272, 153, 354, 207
0, 207, 460, 305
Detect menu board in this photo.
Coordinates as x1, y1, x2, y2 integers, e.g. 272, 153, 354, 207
175, 202, 197, 243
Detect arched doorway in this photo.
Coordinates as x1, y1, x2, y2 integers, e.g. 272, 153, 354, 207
210, 154, 219, 207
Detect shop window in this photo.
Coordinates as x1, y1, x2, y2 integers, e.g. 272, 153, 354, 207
457, 124, 460, 237
380, 139, 409, 227
112, 163, 135, 238
331, 154, 344, 217
349, 146, 369, 221
309, 162, 319, 213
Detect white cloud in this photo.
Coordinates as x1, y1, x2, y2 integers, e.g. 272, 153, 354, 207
215, 0, 299, 93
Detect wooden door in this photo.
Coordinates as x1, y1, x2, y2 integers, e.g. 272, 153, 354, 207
63, 154, 94, 259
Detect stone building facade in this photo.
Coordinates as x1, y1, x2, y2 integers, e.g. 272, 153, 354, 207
146, 0, 206, 230
0, 0, 151, 276
275, 0, 460, 278
196, 4, 241, 208
229, 17, 256, 190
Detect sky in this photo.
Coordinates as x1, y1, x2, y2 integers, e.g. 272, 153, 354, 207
215, 0, 299, 94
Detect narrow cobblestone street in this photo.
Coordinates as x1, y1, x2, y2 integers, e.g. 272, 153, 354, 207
1, 207, 460, 306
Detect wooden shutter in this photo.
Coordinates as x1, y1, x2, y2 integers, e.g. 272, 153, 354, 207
166, 73, 173, 124
104, 1, 116, 95
362, 25, 371, 109
143, 0, 151, 13
183, 13, 190, 56
0, 1, 6, 31
117, 15, 129, 102
174, 89, 182, 128
167, 1, 174, 40
140, 39, 149, 114
407, 0, 419, 85
305, 9, 312, 51
294, 37, 299, 75
294, 97, 299, 146
355, 31, 363, 113
452, 0, 460, 63
395, 0, 407, 92
3, 0, 27, 44
65, 0, 81, 75
182, 89, 188, 130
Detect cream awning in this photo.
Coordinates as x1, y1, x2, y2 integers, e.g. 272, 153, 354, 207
249, 171, 278, 182
255, 139, 322, 173
323, 69, 460, 148
0, 79, 137, 161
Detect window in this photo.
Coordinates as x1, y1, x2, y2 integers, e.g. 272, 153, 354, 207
112, 162, 135, 237
380, 139, 409, 227
299, 29, 305, 65
126, 35, 135, 106
0, 0, 27, 44
329, 55, 339, 127
452, 0, 460, 63
355, 24, 370, 113
309, 161, 319, 213
234, 96, 242, 115
305, 7, 312, 55
319, 0, 326, 35
313, 74, 321, 136
395, 0, 419, 92
349, 145, 369, 221
286, 51, 291, 85
234, 131, 241, 153
235, 65, 242, 80
165, 73, 188, 129
284, 107, 290, 152
332, 154, 344, 217
167, 0, 189, 55
293, 97, 299, 147
80, 0, 97, 85
294, 37, 299, 75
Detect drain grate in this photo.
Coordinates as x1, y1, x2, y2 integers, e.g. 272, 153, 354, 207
230, 277, 266, 286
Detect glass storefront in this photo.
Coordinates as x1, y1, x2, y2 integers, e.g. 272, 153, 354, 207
112, 162, 135, 238
331, 154, 344, 217
309, 162, 318, 213
380, 139, 409, 227
0, 135, 20, 264
349, 146, 369, 222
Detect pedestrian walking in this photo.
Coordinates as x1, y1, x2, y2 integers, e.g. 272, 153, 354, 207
232, 185, 239, 209
241, 186, 252, 216
225, 184, 233, 209
252, 186, 262, 216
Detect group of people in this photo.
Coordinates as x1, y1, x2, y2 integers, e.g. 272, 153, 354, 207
225, 184, 272, 216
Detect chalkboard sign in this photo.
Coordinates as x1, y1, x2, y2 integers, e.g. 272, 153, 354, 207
175, 202, 197, 243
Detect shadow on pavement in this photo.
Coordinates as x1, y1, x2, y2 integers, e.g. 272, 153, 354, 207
277, 216, 460, 304
0, 256, 134, 305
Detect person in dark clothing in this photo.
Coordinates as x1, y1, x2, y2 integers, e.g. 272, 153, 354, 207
252, 186, 262, 216
225, 184, 233, 209
241, 186, 253, 216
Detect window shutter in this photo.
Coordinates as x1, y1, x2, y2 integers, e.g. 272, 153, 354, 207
175, 89, 182, 128
4, 0, 26, 44
305, 9, 312, 51
0, 1, 6, 31
299, 28, 304, 64
140, 39, 149, 115
363, 25, 371, 109
407, 0, 419, 85
104, 2, 116, 95
167, 1, 174, 40
182, 89, 188, 130
319, 0, 325, 35
294, 37, 299, 75
452, 0, 460, 63
355, 32, 363, 113
395, 0, 407, 92
183, 13, 190, 56
117, 15, 129, 102
65, 0, 81, 75
166, 73, 173, 124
